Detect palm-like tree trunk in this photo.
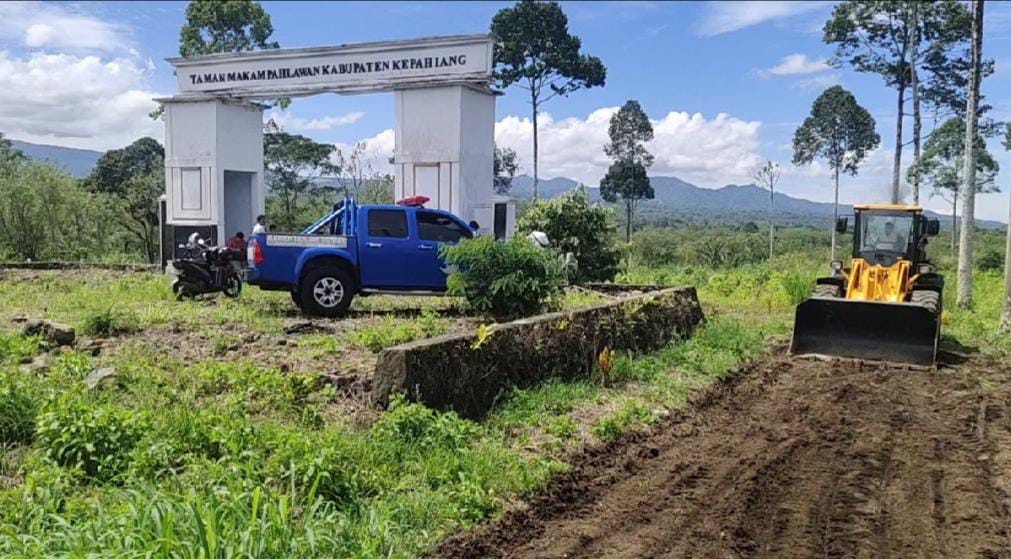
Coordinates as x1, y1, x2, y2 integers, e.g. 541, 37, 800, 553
957, 0, 984, 309
832, 167, 840, 261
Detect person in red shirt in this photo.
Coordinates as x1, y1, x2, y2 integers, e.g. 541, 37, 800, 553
226, 232, 246, 251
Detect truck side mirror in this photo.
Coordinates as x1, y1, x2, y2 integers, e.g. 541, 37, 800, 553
835, 217, 848, 234
925, 218, 940, 236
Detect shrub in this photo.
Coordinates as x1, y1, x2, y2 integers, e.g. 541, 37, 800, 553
372, 395, 478, 452
0, 375, 38, 446
591, 401, 654, 441
36, 395, 147, 482
81, 306, 139, 337
442, 236, 565, 319
517, 188, 622, 283
0, 333, 42, 366
977, 249, 1003, 272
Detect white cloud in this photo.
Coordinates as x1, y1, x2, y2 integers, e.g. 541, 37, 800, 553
761, 54, 830, 77
0, 52, 164, 151
330, 128, 396, 174
697, 1, 829, 37
794, 72, 843, 91
266, 110, 365, 132
0, 2, 131, 53
494, 107, 764, 186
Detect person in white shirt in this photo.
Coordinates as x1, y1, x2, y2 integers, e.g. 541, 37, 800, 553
252, 214, 268, 235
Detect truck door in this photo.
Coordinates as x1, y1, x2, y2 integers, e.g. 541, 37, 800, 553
414, 209, 472, 290
359, 208, 414, 288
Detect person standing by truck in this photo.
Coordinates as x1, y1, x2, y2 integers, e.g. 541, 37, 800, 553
252, 215, 268, 235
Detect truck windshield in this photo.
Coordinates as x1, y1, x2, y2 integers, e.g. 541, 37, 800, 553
860, 213, 913, 254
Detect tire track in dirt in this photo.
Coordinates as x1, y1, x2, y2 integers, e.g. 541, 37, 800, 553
434, 354, 1011, 559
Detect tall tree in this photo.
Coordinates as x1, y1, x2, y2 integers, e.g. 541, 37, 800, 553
600, 160, 652, 244
85, 138, 166, 263
956, 0, 985, 310
493, 146, 519, 195
824, 0, 977, 204
752, 160, 782, 260
1001, 123, 1011, 332
263, 121, 339, 230
907, 118, 998, 251
179, 0, 278, 56
491, 0, 605, 200
600, 100, 655, 243
792, 86, 880, 260
154, 0, 285, 118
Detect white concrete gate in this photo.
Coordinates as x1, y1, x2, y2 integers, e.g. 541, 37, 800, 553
158, 34, 514, 260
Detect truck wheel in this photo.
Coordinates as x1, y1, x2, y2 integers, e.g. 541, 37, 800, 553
812, 284, 841, 298
290, 289, 303, 309
300, 267, 355, 317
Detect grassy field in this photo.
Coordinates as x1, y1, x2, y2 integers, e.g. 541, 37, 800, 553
1, 226, 1009, 557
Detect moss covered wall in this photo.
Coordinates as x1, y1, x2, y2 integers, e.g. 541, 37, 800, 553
374, 287, 704, 418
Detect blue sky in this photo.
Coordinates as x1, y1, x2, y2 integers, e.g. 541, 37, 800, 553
1, 1, 1009, 220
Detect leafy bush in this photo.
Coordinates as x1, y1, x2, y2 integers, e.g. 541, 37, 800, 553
0, 333, 42, 366
517, 188, 622, 283
36, 396, 147, 482
591, 401, 654, 441
372, 395, 479, 452
0, 375, 38, 446
631, 227, 767, 268
977, 249, 1004, 272
442, 236, 565, 319
81, 306, 139, 337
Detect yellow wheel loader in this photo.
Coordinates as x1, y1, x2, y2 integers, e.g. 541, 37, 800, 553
790, 205, 944, 366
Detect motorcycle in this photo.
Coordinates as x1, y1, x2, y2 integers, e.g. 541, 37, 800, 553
171, 234, 243, 300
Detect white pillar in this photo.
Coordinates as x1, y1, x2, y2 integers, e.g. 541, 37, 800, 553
394, 85, 507, 235
163, 99, 264, 248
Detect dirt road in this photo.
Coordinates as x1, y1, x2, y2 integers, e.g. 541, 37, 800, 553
435, 353, 1011, 558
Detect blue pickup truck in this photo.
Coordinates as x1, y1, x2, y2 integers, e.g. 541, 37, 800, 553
246, 199, 475, 317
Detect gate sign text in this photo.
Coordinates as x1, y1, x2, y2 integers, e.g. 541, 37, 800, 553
169, 35, 494, 97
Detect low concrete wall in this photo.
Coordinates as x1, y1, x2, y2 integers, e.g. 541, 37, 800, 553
374, 286, 704, 418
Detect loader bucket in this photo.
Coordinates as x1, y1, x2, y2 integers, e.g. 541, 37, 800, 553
790, 297, 940, 366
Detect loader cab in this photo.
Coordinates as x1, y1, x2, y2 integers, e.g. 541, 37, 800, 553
845, 205, 938, 268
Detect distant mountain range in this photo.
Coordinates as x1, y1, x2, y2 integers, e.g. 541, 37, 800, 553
7, 140, 1002, 230
508, 175, 1004, 230
11, 140, 102, 178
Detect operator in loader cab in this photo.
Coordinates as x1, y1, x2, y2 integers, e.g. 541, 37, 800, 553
871, 220, 904, 252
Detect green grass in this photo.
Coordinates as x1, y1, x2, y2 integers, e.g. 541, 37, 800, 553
349, 312, 449, 353
3, 226, 1009, 556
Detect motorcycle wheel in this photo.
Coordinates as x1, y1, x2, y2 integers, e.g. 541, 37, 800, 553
175, 286, 196, 301
223, 275, 242, 298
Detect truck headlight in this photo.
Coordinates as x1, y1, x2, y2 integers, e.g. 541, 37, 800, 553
830, 260, 844, 272
917, 264, 933, 275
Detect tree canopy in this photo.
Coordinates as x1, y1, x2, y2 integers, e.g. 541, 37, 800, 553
0, 133, 25, 168
86, 138, 164, 197
84, 138, 166, 263
792, 86, 880, 176
179, 0, 279, 57
908, 117, 999, 200
493, 146, 519, 195
263, 121, 339, 230
604, 100, 654, 167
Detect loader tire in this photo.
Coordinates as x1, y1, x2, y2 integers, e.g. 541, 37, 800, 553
812, 284, 841, 298
910, 290, 940, 315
